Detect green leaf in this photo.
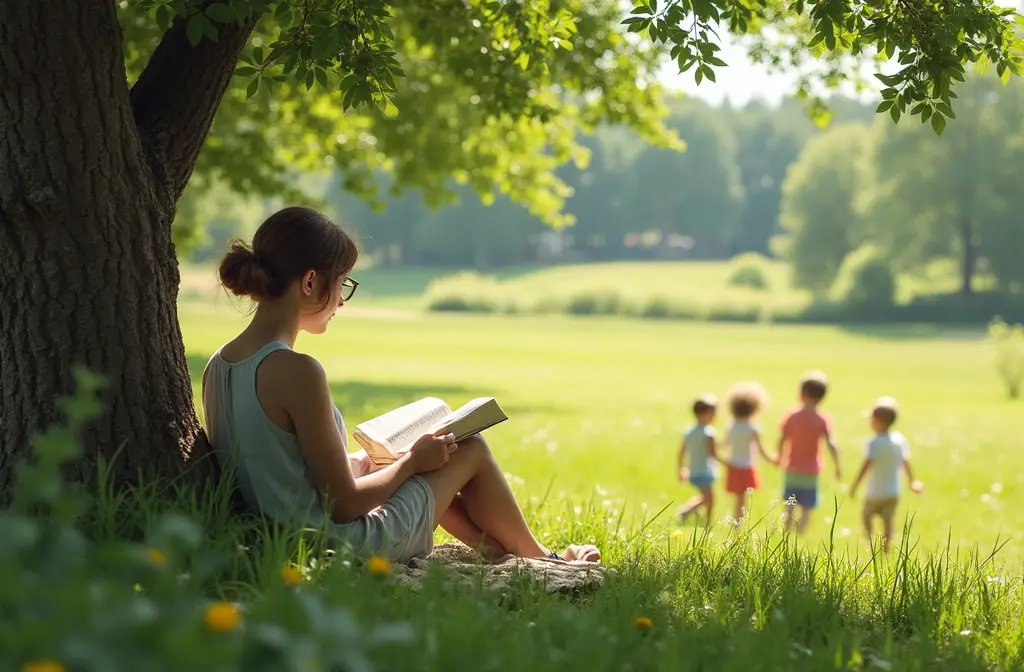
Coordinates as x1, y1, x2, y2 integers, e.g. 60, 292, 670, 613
876, 99, 894, 113
701, 64, 716, 83
931, 112, 946, 135
185, 14, 204, 47
204, 3, 235, 23
155, 4, 171, 32
315, 67, 329, 89
254, 46, 265, 64
245, 77, 259, 100
889, 100, 901, 124
234, 66, 258, 77
201, 14, 218, 41
999, 62, 1011, 84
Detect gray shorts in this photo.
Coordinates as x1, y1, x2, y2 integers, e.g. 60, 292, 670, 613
327, 475, 437, 562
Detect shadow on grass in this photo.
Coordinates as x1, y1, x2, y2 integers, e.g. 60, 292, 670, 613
187, 354, 566, 424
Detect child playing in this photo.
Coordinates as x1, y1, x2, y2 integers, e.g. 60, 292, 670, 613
849, 396, 924, 553
677, 394, 719, 524
777, 370, 841, 534
723, 382, 778, 525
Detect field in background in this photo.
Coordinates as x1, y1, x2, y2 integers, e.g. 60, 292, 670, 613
180, 286, 1022, 566
180, 258, 973, 314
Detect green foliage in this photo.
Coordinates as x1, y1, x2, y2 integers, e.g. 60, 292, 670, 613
628, 99, 746, 256
775, 123, 872, 294
860, 73, 1024, 295
4, 367, 416, 671
119, 0, 680, 236
424, 273, 509, 314
988, 316, 1024, 399
726, 252, 771, 291
624, 0, 1024, 130
828, 244, 896, 311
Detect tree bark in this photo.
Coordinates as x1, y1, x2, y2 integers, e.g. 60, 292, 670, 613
958, 216, 977, 296
0, 1, 255, 495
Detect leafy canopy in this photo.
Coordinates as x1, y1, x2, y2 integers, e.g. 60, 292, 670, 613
119, 0, 1024, 249
120, 0, 678, 244
626, 0, 1023, 133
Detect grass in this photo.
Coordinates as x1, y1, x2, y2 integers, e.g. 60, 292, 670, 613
180, 257, 992, 316
163, 268, 1024, 669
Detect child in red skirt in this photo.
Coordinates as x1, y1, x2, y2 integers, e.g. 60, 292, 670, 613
724, 382, 779, 525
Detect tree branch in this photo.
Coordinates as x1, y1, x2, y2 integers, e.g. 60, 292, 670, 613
130, 8, 259, 206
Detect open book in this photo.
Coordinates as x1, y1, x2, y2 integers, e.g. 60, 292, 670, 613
353, 397, 508, 466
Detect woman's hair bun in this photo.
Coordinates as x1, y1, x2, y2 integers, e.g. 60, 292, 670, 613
218, 239, 276, 299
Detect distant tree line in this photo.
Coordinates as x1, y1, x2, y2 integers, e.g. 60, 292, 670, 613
186, 72, 1024, 303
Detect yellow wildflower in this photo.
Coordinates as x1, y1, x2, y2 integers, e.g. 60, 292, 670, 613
634, 617, 653, 630
204, 602, 241, 633
147, 548, 167, 566
281, 565, 303, 586
22, 661, 64, 672
368, 556, 392, 576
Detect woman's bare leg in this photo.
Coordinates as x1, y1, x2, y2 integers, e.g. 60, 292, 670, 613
420, 435, 599, 561
439, 494, 508, 560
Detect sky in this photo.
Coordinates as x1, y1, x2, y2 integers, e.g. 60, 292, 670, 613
655, 1, 1023, 108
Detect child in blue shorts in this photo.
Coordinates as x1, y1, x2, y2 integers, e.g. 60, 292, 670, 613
677, 394, 719, 524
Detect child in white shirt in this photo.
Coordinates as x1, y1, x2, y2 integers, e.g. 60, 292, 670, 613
723, 381, 778, 525
849, 396, 924, 553
677, 394, 720, 524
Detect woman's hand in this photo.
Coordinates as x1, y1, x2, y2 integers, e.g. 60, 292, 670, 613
406, 432, 458, 473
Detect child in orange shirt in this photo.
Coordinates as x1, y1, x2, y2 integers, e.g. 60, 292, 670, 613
777, 371, 841, 534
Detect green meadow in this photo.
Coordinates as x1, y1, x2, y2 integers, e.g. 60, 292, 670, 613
154, 262, 1024, 670
180, 276, 1023, 564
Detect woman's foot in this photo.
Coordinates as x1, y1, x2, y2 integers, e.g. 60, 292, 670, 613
562, 544, 601, 563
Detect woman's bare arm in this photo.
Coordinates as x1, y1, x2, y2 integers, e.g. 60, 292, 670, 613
279, 354, 423, 523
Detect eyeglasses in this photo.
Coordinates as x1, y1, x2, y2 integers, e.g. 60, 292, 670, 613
339, 276, 359, 301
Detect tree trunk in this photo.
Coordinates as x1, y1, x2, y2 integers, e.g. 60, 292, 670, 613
959, 216, 977, 296
0, 0, 256, 496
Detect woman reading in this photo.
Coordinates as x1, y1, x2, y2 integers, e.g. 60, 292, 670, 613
202, 206, 600, 565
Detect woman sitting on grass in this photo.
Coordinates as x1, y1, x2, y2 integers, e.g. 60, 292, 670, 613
202, 206, 600, 565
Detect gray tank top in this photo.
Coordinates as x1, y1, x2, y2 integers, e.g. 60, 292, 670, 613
202, 340, 347, 529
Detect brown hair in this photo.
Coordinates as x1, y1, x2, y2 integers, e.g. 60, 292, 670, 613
219, 206, 358, 308
870, 397, 899, 427
799, 370, 828, 402
692, 394, 718, 417
727, 381, 767, 420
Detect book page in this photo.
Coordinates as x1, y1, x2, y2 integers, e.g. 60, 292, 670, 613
356, 397, 452, 454
431, 397, 507, 440
431, 397, 494, 430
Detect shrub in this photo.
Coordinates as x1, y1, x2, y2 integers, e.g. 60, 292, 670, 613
565, 289, 622, 316
704, 295, 765, 323
424, 272, 505, 313
4, 368, 414, 671
988, 316, 1024, 398
829, 245, 896, 313
726, 253, 771, 291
